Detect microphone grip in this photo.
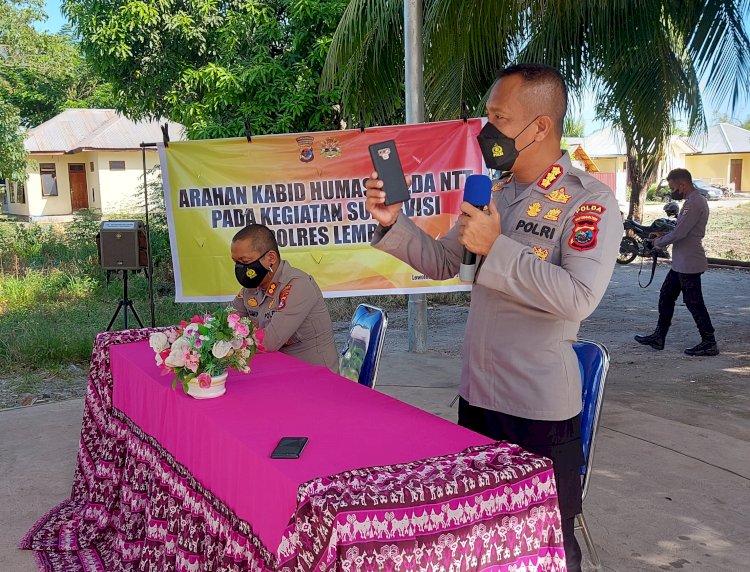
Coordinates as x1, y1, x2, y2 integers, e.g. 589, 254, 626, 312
458, 201, 486, 283
459, 250, 476, 283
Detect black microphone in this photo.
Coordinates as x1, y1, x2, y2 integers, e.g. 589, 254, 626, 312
459, 174, 493, 283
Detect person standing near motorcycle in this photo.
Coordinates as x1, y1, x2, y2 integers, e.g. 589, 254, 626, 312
635, 168, 719, 356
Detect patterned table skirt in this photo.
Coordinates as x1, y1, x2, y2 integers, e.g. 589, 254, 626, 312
20, 329, 567, 571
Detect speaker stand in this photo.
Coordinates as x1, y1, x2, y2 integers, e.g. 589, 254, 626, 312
107, 270, 145, 331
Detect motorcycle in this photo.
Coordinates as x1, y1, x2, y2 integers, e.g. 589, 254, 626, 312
617, 202, 678, 265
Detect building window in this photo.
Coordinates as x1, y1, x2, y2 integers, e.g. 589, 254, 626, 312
14, 181, 26, 203
90, 161, 95, 172
109, 160, 126, 171
40, 163, 58, 196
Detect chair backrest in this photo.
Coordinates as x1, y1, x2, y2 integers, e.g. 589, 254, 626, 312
339, 304, 388, 388
573, 339, 610, 500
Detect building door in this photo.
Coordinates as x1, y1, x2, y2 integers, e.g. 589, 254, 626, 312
68, 164, 88, 210
730, 159, 742, 192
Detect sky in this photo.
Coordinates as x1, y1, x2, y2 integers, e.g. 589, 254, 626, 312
37, 0, 750, 136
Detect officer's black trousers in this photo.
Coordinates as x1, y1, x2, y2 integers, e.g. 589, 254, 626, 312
657, 270, 715, 338
458, 398, 584, 572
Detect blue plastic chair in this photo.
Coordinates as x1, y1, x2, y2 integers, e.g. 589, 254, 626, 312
572, 339, 610, 571
339, 304, 388, 388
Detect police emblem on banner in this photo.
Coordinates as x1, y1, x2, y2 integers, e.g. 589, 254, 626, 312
320, 137, 342, 159
296, 136, 314, 163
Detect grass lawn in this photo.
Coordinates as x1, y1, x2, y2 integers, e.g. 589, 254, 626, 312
1, 202, 747, 381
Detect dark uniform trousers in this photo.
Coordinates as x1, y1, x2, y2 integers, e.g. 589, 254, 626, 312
458, 398, 584, 572
657, 270, 715, 337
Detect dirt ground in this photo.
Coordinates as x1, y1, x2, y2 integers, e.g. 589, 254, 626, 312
371, 262, 750, 443
2, 260, 749, 437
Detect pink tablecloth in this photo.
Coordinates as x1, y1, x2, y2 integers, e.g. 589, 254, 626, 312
20, 328, 567, 571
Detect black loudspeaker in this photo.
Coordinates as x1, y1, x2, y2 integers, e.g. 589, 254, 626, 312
98, 220, 147, 270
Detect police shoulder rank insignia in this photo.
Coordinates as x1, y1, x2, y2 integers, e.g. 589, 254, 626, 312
268, 299, 275, 309
266, 282, 278, 296
248, 298, 258, 307
568, 203, 606, 251
544, 187, 571, 204
532, 246, 549, 261
543, 208, 562, 221
527, 202, 542, 217
538, 164, 563, 189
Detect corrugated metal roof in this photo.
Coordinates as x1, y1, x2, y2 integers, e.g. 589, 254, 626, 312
24, 109, 186, 153
684, 123, 750, 154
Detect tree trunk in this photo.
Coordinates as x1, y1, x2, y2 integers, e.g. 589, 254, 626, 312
626, 145, 658, 222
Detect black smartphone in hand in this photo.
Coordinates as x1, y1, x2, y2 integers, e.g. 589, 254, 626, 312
270, 437, 308, 459
368, 140, 410, 206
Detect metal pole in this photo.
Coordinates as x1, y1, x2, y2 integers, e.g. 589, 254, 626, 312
141, 144, 156, 327
404, 0, 427, 353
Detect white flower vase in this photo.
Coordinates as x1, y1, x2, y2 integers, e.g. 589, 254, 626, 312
187, 371, 228, 399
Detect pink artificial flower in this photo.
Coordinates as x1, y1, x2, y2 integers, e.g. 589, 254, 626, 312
254, 329, 266, 352
194, 337, 202, 349
234, 322, 250, 337
227, 312, 240, 327
197, 372, 212, 389
191, 315, 204, 324
184, 350, 200, 373
166, 328, 179, 344
180, 320, 188, 329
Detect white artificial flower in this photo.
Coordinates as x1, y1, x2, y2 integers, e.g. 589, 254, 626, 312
164, 349, 186, 368
155, 354, 164, 366
171, 336, 191, 354
212, 340, 232, 359
230, 337, 243, 350
149, 332, 169, 353
184, 323, 199, 337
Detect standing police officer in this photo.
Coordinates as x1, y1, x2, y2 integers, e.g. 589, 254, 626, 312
365, 64, 621, 572
635, 168, 719, 356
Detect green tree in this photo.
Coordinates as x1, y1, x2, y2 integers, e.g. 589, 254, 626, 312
324, 1, 750, 221
0, 100, 27, 182
0, 0, 116, 127
564, 115, 585, 138
63, 0, 349, 138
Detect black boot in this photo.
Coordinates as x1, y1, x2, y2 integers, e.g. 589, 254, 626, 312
685, 334, 719, 356
634, 328, 666, 350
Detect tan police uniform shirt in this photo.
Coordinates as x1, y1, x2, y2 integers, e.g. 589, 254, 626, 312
372, 151, 621, 421
653, 190, 709, 274
232, 260, 339, 372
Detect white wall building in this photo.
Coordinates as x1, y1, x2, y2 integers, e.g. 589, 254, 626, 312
2, 109, 185, 221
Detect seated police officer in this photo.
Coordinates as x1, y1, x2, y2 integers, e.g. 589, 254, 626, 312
231, 224, 339, 371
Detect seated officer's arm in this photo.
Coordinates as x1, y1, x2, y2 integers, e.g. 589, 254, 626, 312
259, 278, 317, 352
231, 292, 249, 318
476, 193, 621, 322
371, 215, 464, 280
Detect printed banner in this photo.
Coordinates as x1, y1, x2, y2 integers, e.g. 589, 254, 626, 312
159, 119, 484, 301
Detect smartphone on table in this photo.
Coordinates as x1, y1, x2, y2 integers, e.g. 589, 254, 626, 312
368, 140, 411, 205
270, 436, 309, 459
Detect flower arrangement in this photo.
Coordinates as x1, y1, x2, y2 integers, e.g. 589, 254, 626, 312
149, 308, 265, 394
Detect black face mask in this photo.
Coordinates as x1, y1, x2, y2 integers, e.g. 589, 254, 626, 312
476, 118, 538, 172
234, 251, 271, 289
669, 186, 684, 201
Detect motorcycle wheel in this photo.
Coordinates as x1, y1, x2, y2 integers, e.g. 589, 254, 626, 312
617, 237, 639, 264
